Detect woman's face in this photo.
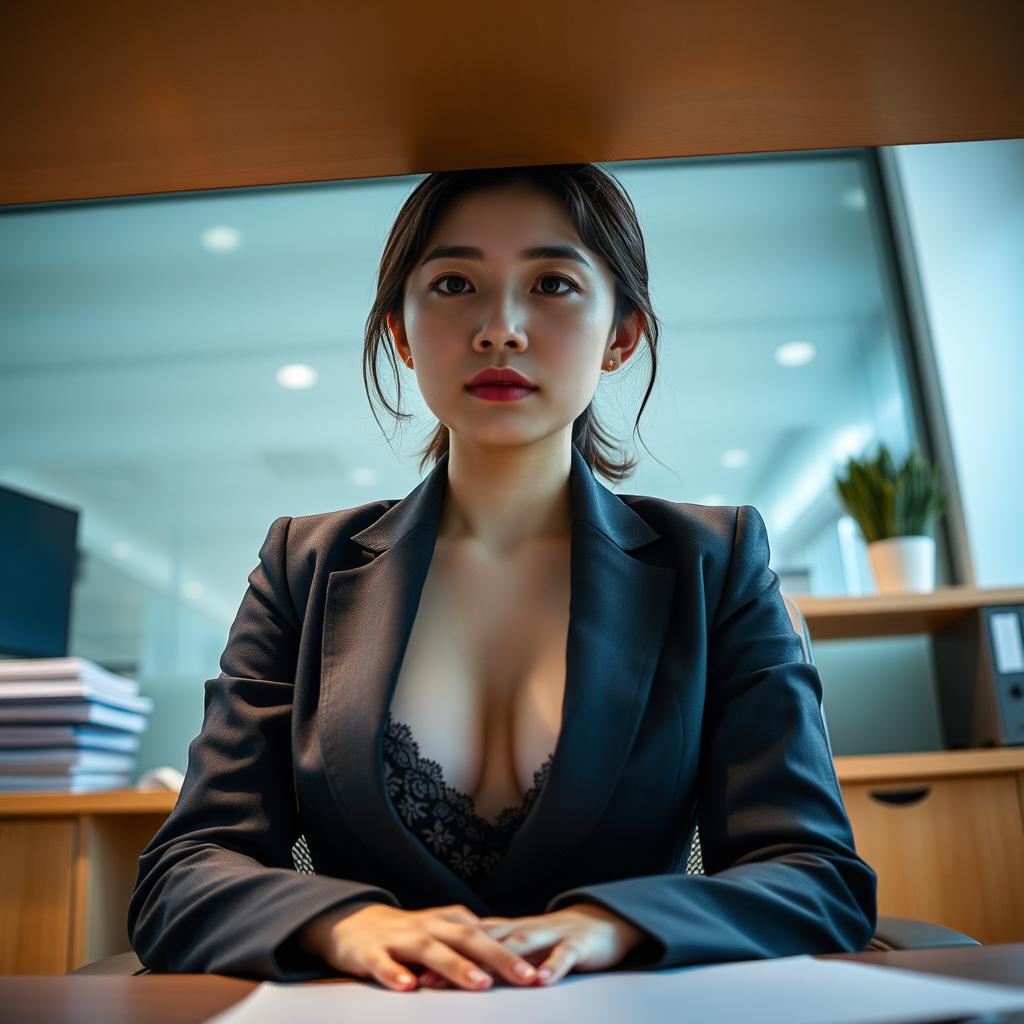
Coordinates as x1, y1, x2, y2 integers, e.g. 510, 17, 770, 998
388, 184, 641, 451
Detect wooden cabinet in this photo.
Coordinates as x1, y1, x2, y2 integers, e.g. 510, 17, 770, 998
798, 585, 1024, 946
836, 748, 1024, 945
0, 791, 174, 974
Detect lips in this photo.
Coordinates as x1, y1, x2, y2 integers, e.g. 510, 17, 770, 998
465, 367, 537, 389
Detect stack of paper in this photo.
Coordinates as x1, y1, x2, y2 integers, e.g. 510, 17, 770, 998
0, 657, 153, 793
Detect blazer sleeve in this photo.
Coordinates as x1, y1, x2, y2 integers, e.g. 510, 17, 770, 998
544, 503, 878, 969
127, 515, 401, 981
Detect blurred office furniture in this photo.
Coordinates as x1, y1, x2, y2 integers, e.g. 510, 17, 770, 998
793, 585, 1024, 947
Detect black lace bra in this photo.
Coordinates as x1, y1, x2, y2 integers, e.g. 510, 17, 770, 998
382, 709, 555, 884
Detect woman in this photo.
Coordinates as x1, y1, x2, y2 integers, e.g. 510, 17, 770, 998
127, 163, 877, 993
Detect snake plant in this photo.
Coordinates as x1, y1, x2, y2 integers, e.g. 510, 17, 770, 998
835, 442, 946, 543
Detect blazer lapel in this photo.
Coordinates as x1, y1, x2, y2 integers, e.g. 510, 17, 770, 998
318, 446, 677, 912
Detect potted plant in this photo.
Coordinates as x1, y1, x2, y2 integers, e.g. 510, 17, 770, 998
834, 442, 946, 593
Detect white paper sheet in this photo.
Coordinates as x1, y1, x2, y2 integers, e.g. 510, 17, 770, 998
203, 954, 1024, 1024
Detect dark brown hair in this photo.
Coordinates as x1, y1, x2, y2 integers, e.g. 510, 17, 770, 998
361, 163, 661, 483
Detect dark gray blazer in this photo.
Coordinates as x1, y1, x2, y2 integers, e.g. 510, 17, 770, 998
127, 445, 877, 981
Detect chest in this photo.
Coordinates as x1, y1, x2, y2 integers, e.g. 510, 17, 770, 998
387, 536, 570, 823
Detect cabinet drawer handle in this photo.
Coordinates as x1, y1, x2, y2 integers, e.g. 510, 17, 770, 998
868, 787, 931, 806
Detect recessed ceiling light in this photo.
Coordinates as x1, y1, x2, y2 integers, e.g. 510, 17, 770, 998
183, 581, 204, 600
276, 364, 318, 389
201, 226, 242, 252
774, 341, 817, 367
721, 449, 749, 469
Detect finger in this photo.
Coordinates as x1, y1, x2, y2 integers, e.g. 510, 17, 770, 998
433, 920, 540, 986
535, 938, 584, 985
476, 917, 519, 940
420, 969, 451, 988
495, 923, 562, 959
434, 904, 483, 925
361, 950, 420, 992
391, 933, 494, 991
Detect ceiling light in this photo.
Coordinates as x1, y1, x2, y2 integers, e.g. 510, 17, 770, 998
201, 226, 242, 252
774, 341, 817, 368
721, 449, 749, 469
276, 364, 318, 389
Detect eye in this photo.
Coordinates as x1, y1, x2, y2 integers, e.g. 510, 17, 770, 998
430, 274, 473, 296
428, 273, 580, 296
536, 274, 580, 296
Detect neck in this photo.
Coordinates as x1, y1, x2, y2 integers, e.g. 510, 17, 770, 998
437, 431, 574, 556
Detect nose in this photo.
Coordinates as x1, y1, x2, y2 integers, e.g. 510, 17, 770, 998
471, 293, 528, 355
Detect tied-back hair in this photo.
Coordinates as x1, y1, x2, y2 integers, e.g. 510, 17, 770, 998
361, 163, 662, 484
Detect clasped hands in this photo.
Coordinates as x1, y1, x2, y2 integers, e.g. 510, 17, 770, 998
417, 902, 645, 989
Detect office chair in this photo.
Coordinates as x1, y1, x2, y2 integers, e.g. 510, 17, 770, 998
71, 588, 978, 976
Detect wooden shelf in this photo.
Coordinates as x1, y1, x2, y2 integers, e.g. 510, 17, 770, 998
791, 585, 1024, 640
834, 746, 1024, 783
0, 788, 177, 817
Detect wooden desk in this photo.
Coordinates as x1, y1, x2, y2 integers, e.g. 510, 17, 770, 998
0, 945, 1022, 1024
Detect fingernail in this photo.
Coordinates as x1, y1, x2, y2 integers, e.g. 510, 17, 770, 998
538, 967, 553, 980
467, 968, 489, 984
515, 962, 536, 978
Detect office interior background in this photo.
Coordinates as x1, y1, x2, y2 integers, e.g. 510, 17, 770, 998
0, 137, 1021, 778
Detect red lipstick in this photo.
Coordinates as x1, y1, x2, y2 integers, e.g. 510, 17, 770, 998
464, 366, 538, 402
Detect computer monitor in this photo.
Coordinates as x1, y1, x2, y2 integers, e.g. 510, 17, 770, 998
0, 482, 79, 659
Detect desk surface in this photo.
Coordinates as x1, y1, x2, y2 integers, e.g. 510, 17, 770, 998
1, 945, 1022, 1024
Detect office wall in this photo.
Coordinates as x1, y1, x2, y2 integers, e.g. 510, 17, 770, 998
889, 138, 1024, 588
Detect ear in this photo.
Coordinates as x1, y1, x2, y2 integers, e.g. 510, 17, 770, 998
607, 308, 646, 365
386, 311, 411, 365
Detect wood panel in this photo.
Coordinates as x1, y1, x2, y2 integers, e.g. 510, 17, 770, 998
0, 791, 177, 819
834, 747, 1024, 783
842, 774, 1024, 945
0, 819, 76, 974
74, 814, 168, 970
1, 0, 1022, 206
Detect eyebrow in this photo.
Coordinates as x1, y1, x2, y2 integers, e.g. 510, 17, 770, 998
419, 244, 593, 269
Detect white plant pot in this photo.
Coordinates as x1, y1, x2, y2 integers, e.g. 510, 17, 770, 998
866, 535, 936, 594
